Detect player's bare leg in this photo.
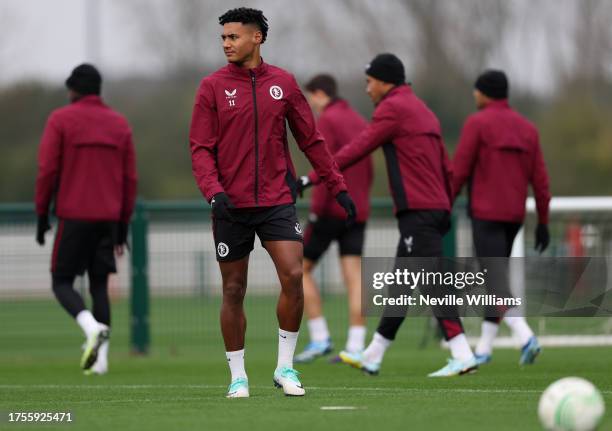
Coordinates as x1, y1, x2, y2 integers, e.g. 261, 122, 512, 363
219, 256, 250, 398
219, 256, 250, 351
296, 258, 333, 363
264, 240, 306, 396
340, 256, 366, 353
303, 258, 322, 320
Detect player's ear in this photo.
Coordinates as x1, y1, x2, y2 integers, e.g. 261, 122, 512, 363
253, 30, 263, 44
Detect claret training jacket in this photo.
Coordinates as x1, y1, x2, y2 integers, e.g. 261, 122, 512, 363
190, 60, 347, 208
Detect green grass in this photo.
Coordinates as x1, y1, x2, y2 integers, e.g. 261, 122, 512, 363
1, 296, 611, 430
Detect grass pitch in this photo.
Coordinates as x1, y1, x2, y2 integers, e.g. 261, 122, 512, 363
1, 296, 611, 430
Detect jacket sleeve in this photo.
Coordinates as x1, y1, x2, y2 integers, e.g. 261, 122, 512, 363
189, 79, 224, 202
35, 114, 62, 216
120, 129, 138, 223
286, 76, 346, 196
452, 116, 481, 200
308, 102, 397, 184
530, 130, 551, 224
306, 116, 338, 184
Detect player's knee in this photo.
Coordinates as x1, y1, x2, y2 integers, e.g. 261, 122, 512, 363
222, 280, 247, 304
282, 266, 303, 288
51, 275, 73, 293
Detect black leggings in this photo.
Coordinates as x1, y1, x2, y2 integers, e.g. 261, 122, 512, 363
472, 218, 521, 323
52, 273, 111, 326
376, 211, 464, 341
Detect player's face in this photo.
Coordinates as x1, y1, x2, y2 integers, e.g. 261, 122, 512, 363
221, 22, 262, 65
366, 76, 388, 105
473, 89, 487, 110
306, 90, 328, 113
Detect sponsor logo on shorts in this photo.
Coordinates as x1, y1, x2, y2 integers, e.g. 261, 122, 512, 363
404, 236, 413, 254
294, 222, 303, 236
217, 242, 230, 257
270, 85, 283, 100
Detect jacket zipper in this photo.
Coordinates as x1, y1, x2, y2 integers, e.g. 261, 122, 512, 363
250, 71, 259, 206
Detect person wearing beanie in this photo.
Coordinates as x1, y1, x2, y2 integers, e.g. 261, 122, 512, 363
301, 53, 479, 377
452, 69, 551, 367
35, 64, 137, 375
65, 63, 102, 97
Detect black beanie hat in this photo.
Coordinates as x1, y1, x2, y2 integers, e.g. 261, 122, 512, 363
475, 70, 508, 100
65, 64, 102, 95
365, 53, 405, 86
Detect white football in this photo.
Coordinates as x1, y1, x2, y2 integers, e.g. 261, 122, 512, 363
538, 377, 605, 431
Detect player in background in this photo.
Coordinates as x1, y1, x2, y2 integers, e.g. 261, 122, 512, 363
302, 54, 478, 377
452, 70, 551, 366
35, 64, 137, 375
189, 8, 355, 398
294, 74, 373, 364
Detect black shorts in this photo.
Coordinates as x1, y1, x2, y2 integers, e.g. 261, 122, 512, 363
51, 220, 117, 276
303, 215, 366, 262
212, 204, 303, 262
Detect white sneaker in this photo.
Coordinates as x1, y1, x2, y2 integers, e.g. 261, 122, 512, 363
226, 377, 249, 398
81, 326, 110, 370
273, 367, 305, 396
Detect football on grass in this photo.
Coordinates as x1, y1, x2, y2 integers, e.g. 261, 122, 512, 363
538, 377, 605, 431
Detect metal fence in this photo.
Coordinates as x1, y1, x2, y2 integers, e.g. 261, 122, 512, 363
2, 197, 612, 353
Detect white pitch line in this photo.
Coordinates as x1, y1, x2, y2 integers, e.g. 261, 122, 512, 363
320, 406, 366, 411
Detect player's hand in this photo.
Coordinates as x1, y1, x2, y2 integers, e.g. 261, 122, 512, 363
335, 191, 356, 227
534, 223, 550, 254
115, 222, 129, 256
36, 214, 51, 246
211, 192, 235, 221
296, 176, 312, 198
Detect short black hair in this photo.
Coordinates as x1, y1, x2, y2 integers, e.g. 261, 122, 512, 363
219, 8, 269, 43
305, 74, 337, 99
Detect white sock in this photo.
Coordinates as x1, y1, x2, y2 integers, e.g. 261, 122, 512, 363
346, 326, 366, 353
76, 310, 100, 338
307, 317, 330, 343
475, 321, 500, 356
504, 316, 534, 346
226, 349, 247, 381
277, 329, 299, 369
362, 332, 392, 364
448, 333, 474, 362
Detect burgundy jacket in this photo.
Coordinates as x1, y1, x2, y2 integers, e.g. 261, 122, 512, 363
189, 60, 346, 207
452, 100, 550, 224
35, 95, 137, 222
308, 99, 372, 223
310, 85, 452, 215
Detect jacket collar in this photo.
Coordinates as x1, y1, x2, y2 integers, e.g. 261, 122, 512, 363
226, 58, 269, 78
322, 98, 345, 112
72, 95, 104, 105
484, 99, 510, 110
378, 84, 411, 105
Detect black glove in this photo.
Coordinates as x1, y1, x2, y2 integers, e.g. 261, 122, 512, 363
296, 176, 312, 198
335, 191, 356, 227
36, 214, 51, 246
535, 223, 550, 254
117, 222, 129, 246
211, 192, 235, 221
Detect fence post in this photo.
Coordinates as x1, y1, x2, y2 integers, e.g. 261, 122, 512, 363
130, 199, 150, 354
